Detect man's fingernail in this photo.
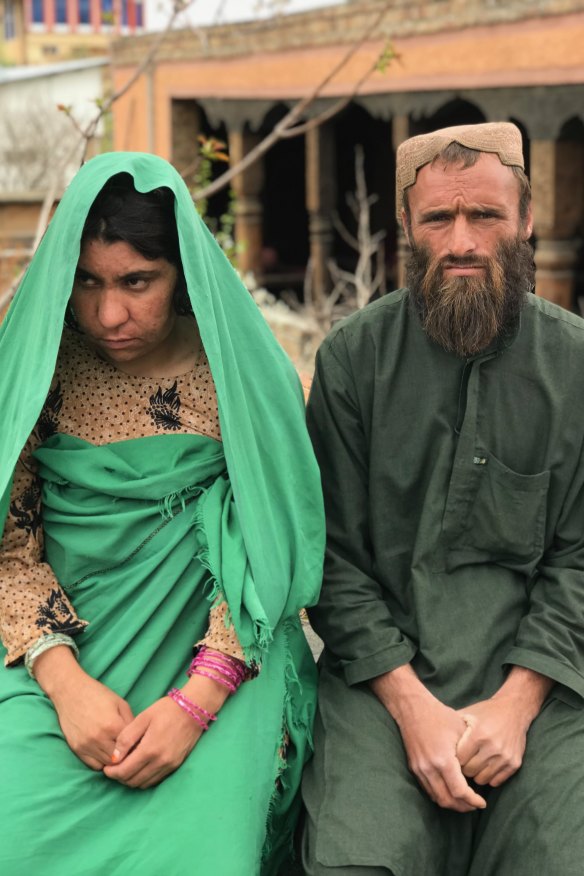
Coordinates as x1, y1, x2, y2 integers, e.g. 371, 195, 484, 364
111, 749, 121, 764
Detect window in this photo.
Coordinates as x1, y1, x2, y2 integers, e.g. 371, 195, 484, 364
4, 0, 15, 38
78, 0, 90, 24
31, 0, 44, 24
101, 0, 113, 26
55, 0, 67, 24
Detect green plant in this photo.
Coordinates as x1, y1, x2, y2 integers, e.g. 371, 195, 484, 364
192, 135, 243, 267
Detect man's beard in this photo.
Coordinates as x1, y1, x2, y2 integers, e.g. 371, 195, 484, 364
407, 236, 535, 358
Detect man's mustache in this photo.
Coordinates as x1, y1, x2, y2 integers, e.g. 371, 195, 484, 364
436, 255, 489, 269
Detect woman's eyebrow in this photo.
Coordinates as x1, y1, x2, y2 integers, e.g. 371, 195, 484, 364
74, 266, 98, 279
75, 267, 160, 280
122, 269, 160, 276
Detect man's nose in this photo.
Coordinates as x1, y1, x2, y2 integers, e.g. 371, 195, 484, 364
97, 288, 129, 328
447, 217, 477, 257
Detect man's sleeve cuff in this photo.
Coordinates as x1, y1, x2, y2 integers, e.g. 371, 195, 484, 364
504, 647, 584, 701
342, 641, 417, 687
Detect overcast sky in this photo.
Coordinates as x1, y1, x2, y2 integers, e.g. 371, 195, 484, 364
145, 0, 346, 31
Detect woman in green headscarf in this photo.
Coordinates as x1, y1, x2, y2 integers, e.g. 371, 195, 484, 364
0, 153, 324, 876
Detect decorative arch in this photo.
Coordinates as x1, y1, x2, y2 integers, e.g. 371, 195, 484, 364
410, 97, 486, 135
559, 117, 584, 142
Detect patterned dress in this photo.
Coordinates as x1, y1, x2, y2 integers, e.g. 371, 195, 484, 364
0, 326, 247, 666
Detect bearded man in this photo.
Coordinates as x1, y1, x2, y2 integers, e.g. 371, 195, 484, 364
301, 122, 584, 876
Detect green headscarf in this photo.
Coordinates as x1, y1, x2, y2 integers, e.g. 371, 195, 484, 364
0, 151, 324, 636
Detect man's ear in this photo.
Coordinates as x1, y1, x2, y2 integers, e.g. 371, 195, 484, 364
401, 208, 411, 246
522, 202, 534, 240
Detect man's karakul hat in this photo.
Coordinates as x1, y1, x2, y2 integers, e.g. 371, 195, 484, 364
396, 121, 525, 218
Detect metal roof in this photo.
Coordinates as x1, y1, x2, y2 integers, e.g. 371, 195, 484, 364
0, 57, 109, 86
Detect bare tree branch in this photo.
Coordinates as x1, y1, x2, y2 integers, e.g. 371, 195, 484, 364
0, 0, 198, 312
279, 40, 395, 140
214, 0, 230, 24
332, 211, 359, 251
79, 0, 196, 161
193, 0, 393, 201
300, 143, 386, 334
1, 0, 394, 314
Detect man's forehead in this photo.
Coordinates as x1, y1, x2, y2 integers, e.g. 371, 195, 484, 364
408, 153, 520, 212
396, 122, 524, 218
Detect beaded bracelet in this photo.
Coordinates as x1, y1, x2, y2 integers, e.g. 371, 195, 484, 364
167, 688, 217, 732
187, 647, 248, 694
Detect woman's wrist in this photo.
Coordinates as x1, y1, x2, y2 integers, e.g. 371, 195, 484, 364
181, 673, 231, 716
33, 644, 85, 701
187, 647, 249, 692
25, 633, 79, 680
166, 650, 239, 728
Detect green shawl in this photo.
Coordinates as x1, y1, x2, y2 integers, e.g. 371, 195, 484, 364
0, 151, 325, 652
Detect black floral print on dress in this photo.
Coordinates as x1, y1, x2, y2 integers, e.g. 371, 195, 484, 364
36, 382, 63, 443
35, 588, 78, 633
10, 480, 42, 538
147, 381, 182, 431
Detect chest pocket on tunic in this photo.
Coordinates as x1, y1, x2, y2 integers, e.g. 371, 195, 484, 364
444, 452, 550, 575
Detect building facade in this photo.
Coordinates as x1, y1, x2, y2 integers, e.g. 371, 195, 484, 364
111, 1, 584, 309
0, 58, 108, 304
0, 0, 144, 64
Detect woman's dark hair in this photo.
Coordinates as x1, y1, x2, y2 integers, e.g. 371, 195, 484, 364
70, 172, 192, 320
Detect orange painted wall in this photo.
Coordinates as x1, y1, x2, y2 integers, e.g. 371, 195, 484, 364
112, 74, 151, 153
112, 12, 584, 156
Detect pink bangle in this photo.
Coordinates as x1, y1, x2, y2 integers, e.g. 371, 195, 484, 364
194, 658, 242, 684
167, 688, 217, 731
188, 647, 248, 693
194, 646, 246, 674
189, 667, 237, 693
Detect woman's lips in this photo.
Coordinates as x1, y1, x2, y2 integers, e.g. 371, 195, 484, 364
99, 338, 136, 348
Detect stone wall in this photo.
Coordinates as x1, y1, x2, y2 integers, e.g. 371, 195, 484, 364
113, 0, 584, 65
0, 200, 40, 306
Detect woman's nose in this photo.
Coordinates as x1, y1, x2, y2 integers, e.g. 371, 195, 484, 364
97, 289, 129, 329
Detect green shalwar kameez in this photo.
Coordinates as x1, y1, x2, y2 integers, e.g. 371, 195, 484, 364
0, 153, 325, 876
302, 289, 584, 876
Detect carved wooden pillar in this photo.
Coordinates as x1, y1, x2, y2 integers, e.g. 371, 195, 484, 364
530, 138, 584, 310
305, 123, 336, 310
392, 114, 411, 290
171, 100, 201, 176
228, 127, 264, 277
